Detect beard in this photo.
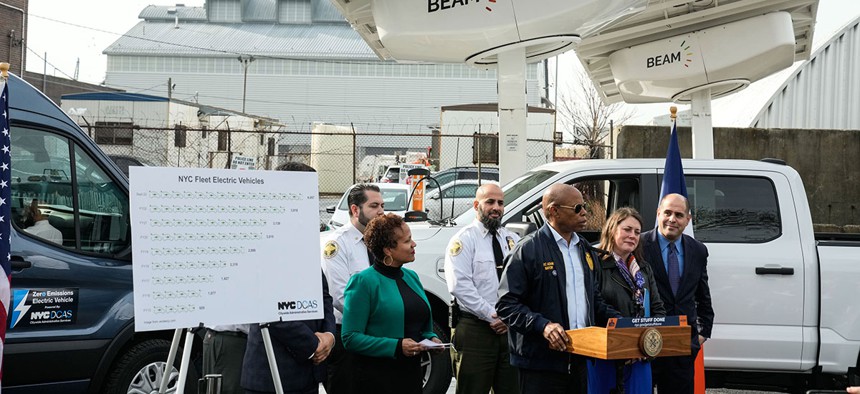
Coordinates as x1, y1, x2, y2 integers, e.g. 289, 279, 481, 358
358, 210, 373, 227
479, 209, 502, 233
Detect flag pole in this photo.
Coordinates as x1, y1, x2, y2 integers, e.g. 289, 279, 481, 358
0, 61, 10, 388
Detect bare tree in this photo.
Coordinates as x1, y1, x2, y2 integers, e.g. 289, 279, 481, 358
557, 70, 635, 158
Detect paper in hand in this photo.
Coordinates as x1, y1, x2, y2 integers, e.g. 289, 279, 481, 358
419, 339, 453, 349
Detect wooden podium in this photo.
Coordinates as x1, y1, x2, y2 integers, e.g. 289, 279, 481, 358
565, 316, 691, 360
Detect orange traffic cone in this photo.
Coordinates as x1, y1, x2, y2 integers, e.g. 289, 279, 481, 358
695, 344, 706, 394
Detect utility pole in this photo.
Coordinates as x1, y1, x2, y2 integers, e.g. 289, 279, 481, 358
237, 55, 255, 113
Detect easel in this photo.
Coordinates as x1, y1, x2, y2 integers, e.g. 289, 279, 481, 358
158, 323, 285, 394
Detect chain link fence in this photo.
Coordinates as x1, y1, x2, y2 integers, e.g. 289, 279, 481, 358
84, 124, 608, 197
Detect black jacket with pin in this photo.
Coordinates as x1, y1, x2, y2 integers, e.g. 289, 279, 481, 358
496, 224, 620, 373
597, 253, 666, 318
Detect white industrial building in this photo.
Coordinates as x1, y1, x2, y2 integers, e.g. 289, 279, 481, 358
102, 0, 543, 156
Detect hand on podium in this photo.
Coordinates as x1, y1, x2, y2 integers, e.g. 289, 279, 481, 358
543, 322, 570, 352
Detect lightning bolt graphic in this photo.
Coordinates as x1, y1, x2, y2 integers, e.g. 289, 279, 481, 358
11, 289, 31, 328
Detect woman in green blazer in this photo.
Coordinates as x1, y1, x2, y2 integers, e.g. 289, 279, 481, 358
342, 213, 441, 394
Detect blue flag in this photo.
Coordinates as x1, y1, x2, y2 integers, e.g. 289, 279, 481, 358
659, 120, 687, 200
657, 120, 694, 236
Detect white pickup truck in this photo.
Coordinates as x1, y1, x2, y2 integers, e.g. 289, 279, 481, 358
399, 158, 859, 393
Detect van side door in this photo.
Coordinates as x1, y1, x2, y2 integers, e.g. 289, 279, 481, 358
5, 124, 132, 390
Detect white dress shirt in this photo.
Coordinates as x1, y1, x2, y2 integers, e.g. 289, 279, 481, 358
547, 226, 587, 329
25, 219, 63, 244
444, 219, 520, 322
320, 222, 372, 324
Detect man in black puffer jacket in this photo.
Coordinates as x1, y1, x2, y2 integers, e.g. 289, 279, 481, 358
497, 184, 620, 394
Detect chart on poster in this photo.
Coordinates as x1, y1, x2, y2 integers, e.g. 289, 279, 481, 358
130, 167, 322, 332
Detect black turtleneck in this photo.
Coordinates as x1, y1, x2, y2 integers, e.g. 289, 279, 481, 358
373, 262, 430, 343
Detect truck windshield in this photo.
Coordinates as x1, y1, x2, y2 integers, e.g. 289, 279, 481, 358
502, 170, 558, 203
454, 169, 558, 223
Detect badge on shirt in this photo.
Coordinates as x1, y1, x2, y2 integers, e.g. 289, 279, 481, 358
585, 252, 594, 271
543, 261, 554, 271
449, 239, 462, 257
323, 241, 338, 259
506, 236, 515, 250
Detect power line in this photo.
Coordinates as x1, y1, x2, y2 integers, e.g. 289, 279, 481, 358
27, 12, 447, 67
26, 47, 77, 80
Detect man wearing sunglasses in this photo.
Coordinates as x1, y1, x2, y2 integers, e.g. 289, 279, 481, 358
497, 184, 620, 394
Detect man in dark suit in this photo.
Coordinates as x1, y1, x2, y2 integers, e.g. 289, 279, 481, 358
641, 193, 714, 394
242, 161, 336, 394
241, 271, 336, 394
497, 184, 620, 394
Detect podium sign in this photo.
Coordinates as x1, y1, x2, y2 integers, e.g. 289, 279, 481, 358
566, 316, 691, 360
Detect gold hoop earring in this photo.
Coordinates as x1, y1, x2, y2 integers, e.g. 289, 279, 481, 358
383, 255, 394, 266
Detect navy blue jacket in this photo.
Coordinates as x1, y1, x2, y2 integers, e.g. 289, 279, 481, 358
241, 271, 336, 393
640, 229, 714, 352
496, 224, 620, 373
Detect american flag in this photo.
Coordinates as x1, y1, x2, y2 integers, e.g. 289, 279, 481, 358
0, 78, 11, 383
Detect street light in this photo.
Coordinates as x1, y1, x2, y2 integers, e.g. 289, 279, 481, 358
237, 55, 255, 113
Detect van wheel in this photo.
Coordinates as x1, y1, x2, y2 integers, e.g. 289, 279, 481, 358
102, 339, 198, 394
422, 321, 453, 394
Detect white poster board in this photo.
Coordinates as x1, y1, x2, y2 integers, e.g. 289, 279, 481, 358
130, 167, 323, 332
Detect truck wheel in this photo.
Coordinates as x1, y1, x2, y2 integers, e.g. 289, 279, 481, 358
422, 321, 453, 394
102, 339, 198, 394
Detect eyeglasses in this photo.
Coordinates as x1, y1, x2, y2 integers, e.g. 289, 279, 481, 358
555, 203, 588, 214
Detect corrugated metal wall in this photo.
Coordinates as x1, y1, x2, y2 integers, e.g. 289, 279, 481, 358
751, 17, 860, 129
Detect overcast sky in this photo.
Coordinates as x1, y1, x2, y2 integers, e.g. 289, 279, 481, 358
25, 0, 860, 125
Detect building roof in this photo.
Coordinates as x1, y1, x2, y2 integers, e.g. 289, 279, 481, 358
61, 91, 280, 123
105, 1, 375, 60
748, 13, 860, 129
62, 92, 168, 102
441, 103, 555, 114
138, 5, 208, 22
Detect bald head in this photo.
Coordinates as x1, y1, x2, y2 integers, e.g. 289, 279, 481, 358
657, 193, 691, 241
474, 183, 504, 232
542, 184, 588, 237
542, 184, 581, 212
476, 183, 503, 201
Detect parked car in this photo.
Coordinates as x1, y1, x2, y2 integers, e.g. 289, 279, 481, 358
326, 183, 412, 228
108, 154, 155, 177
424, 179, 499, 221
379, 165, 400, 183
425, 166, 499, 193
399, 158, 860, 392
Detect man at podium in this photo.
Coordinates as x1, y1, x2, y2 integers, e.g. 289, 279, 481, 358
497, 184, 620, 394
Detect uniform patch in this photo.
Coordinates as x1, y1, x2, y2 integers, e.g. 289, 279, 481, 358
323, 241, 338, 259
449, 239, 462, 256
543, 261, 555, 270
506, 236, 515, 250
585, 253, 594, 271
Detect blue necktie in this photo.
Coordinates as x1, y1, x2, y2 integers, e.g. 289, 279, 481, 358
667, 242, 681, 295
